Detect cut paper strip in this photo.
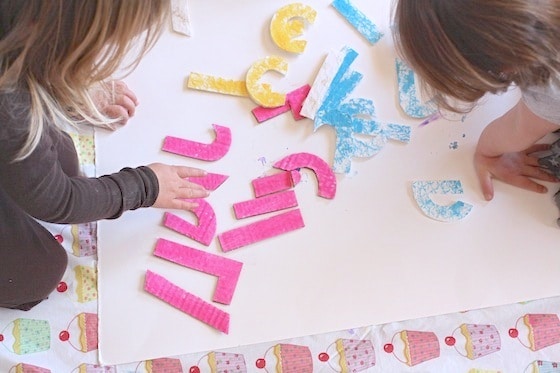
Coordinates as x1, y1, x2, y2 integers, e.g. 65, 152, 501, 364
187, 73, 249, 97
188, 172, 229, 191
170, 0, 192, 36
274, 152, 337, 199
302, 46, 411, 173
164, 198, 216, 246
270, 3, 317, 53
396, 59, 436, 118
233, 190, 298, 219
154, 238, 243, 305
144, 270, 230, 334
411, 180, 473, 222
246, 56, 288, 108
301, 50, 349, 120
162, 124, 231, 161
251, 84, 311, 123
252, 170, 301, 197
218, 209, 305, 252
331, 0, 383, 44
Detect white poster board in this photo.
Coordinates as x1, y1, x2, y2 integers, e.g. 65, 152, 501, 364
97, 0, 560, 365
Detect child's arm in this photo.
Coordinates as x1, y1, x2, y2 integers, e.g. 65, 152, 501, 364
474, 99, 559, 200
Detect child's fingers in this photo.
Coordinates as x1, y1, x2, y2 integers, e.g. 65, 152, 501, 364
175, 166, 207, 178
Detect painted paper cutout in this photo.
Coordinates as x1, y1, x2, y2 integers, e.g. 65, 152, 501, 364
144, 270, 230, 334
154, 238, 243, 305
163, 198, 216, 246
274, 152, 337, 199
246, 56, 288, 108
270, 3, 317, 53
252, 170, 301, 197
302, 46, 411, 173
171, 0, 192, 36
286, 84, 312, 120
411, 180, 473, 222
188, 172, 229, 191
396, 58, 436, 118
187, 72, 249, 97
218, 209, 305, 252
233, 190, 298, 219
162, 124, 231, 161
251, 84, 311, 123
331, 0, 383, 44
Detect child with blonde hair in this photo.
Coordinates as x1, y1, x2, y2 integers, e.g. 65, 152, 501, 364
0, 0, 208, 310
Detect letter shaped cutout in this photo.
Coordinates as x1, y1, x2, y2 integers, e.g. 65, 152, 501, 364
163, 198, 216, 246
273, 152, 336, 199
162, 124, 231, 161
270, 3, 317, 53
412, 180, 473, 222
246, 56, 288, 108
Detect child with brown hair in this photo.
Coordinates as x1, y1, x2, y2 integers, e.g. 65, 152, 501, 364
393, 0, 560, 201
0, 0, 208, 310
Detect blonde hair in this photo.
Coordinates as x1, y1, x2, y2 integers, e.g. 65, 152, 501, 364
393, 0, 560, 113
0, 0, 170, 160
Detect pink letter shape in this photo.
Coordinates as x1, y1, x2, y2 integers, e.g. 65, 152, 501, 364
218, 209, 305, 252
162, 124, 231, 161
233, 190, 298, 219
252, 170, 301, 197
188, 172, 229, 191
163, 198, 216, 246
144, 270, 230, 334
274, 152, 337, 199
251, 84, 311, 123
154, 238, 242, 305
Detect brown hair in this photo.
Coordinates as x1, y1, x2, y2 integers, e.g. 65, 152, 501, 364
393, 0, 560, 113
0, 0, 170, 160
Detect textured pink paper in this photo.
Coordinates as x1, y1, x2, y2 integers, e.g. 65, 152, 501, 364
218, 209, 305, 252
188, 172, 229, 191
144, 270, 230, 334
274, 152, 337, 199
233, 190, 298, 219
162, 124, 231, 161
154, 238, 243, 305
252, 170, 301, 197
163, 198, 216, 246
286, 84, 311, 120
251, 102, 290, 123
251, 84, 311, 123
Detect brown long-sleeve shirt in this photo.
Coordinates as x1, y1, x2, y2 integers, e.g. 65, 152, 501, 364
0, 88, 159, 309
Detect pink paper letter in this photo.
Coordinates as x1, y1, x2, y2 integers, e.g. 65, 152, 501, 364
233, 190, 298, 219
162, 124, 231, 161
252, 170, 301, 197
274, 152, 337, 199
188, 172, 229, 191
144, 270, 230, 334
163, 198, 216, 246
218, 209, 305, 252
154, 238, 242, 305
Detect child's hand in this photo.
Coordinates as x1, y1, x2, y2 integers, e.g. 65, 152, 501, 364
147, 163, 210, 211
474, 143, 558, 201
93, 80, 139, 126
